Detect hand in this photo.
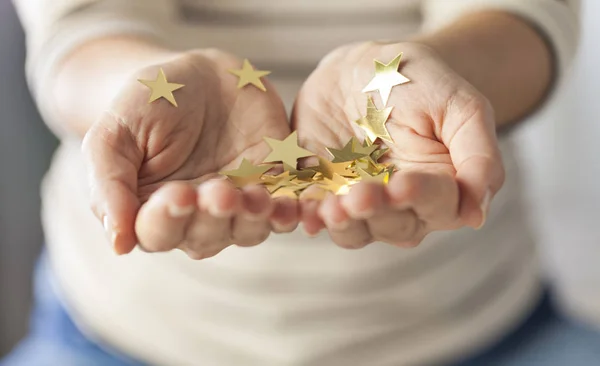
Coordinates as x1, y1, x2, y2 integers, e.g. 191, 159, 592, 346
82, 49, 298, 258
292, 41, 505, 248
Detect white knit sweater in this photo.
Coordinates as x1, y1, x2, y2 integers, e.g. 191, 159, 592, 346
13, 1, 579, 365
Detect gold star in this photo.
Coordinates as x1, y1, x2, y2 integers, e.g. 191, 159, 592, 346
327, 138, 367, 163
356, 167, 390, 184
262, 171, 295, 193
354, 157, 383, 175
219, 159, 273, 187
283, 163, 316, 181
311, 157, 354, 179
272, 178, 311, 198
271, 186, 299, 199
351, 136, 378, 156
263, 131, 314, 167
319, 174, 356, 195
138, 68, 185, 107
362, 52, 410, 106
354, 96, 394, 144
228, 59, 271, 92
370, 146, 390, 162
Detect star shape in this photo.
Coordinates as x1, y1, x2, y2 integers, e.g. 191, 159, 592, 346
263, 131, 314, 167
370, 146, 390, 162
361, 52, 410, 106
354, 157, 382, 175
271, 186, 300, 199
311, 157, 354, 179
356, 167, 390, 184
228, 59, 271, 92
354, 96, 394, 144
261, 171, 296, 193
138, 68, 185, 107
319, 174, 356, 195
327, 137, 367, 163
219, 159, 273, 187
282, 163, 316, 181
351, 136, 378, 156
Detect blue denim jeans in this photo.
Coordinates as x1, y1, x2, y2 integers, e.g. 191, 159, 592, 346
3, 252, 600, 366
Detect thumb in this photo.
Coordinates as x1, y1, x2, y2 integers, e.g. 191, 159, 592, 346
82, 112, 143, 254
444, 97, 505, 229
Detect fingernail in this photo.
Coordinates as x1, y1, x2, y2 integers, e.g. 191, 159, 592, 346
200, 181, 234, 218
476, 189, 492, 230
103, 215, 117, 248
208, 204, 234, 218
167, 204, 195, 218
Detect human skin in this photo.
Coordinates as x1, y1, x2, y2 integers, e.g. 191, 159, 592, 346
50, 10, 552, 257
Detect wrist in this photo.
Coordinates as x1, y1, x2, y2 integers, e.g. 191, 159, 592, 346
53, 36, 180, 137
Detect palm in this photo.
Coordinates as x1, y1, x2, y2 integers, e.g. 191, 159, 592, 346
113, 51, 289, 203
294, 43, 458, 178
84, 50, 291, 255
291, 42, 502, 245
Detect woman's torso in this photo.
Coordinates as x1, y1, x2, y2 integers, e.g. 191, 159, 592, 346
42, 1, 541, 365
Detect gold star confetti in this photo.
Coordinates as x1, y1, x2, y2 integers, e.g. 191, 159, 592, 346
138, 68, 185, 107
263, 131, 315, 167
354, 157, 382, 175
327, 138, 367, 163
356, 167, 390, 184
351, 136, 378, 156
362, 53, 410, 106
370, 146, 389, 162
228, 59, 271, 92
311, 157, 355, 179
221, 135, 396, 199
271, 186, 300, 199
261, 171, 295, 193
362, 52, 410, 106
283, 163, 316, 181
354, 96, 394, 144
319, 174, 356, 195
219, 159, 273, 187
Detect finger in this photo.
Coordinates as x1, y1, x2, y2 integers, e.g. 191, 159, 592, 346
135, 182, 197, 252
366, 207, 423, 246
271, 198, 300, 233
231, 186, 273, 247
81, 114, 144, 255
318, 194, 371, 249
184, 179, 241, 259
339, 182, 386, 221
299, 196, 326, 237
386, 171, 459, 230
443, 96, 505, 228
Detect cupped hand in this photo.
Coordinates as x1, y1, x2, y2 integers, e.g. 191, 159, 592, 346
292, 42, 505, 248
82, 49, 298, 258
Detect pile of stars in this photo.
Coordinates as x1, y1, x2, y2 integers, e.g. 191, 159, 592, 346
138, 53, 410, 200
221, 132, 393, 200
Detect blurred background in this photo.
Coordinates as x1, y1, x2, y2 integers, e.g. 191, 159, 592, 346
0, 0, 598, 358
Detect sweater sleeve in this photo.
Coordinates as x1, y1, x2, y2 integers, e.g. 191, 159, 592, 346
422, 0, 580, 102
11, 0, 176, 137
